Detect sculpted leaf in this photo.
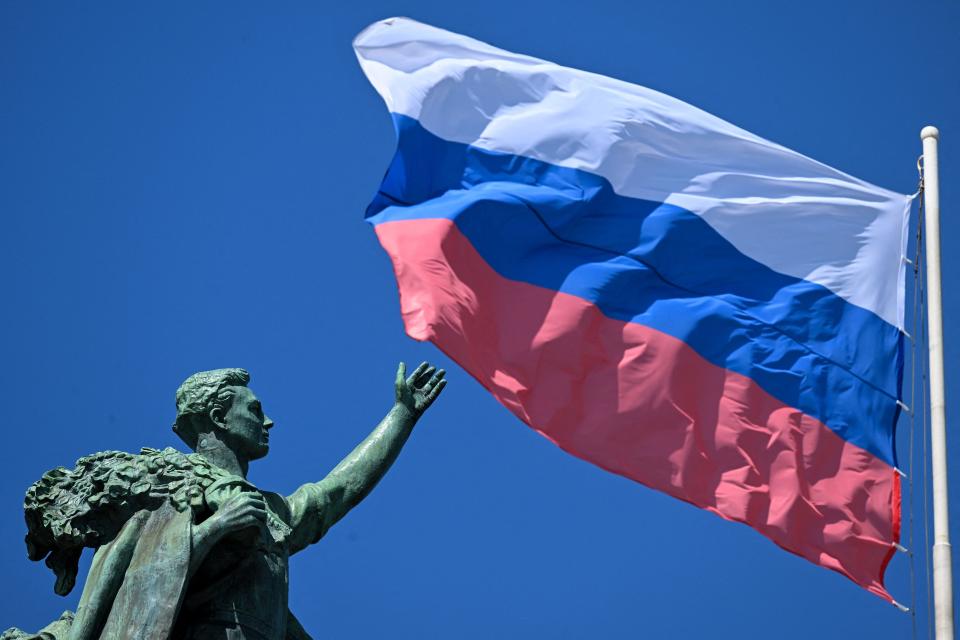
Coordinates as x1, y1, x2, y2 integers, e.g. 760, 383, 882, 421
24, 447, 228, 596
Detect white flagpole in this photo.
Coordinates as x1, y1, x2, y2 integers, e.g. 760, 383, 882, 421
922, 125, 954, 640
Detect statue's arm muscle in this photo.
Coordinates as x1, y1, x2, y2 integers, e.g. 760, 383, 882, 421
189, 518, 222, 578
286, 362, 446, 554
286, 403, 418, 554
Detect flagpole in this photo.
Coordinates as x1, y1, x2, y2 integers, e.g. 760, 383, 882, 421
921, 125, 954, 640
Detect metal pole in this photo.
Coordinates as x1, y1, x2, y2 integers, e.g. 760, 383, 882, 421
922, 125, 954, 640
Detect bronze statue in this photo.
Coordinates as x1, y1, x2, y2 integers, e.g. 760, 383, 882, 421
3, 362, 446, 640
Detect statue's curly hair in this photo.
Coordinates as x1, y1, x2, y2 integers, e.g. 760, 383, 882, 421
172, 368, 250, 449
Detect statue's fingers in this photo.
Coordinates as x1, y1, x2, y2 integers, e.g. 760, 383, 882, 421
242, 507, 267, 522
237, 496, 266, 511
406, 361, 428, 386
425, 378, 447, 403
230, 492, 263, 505
396, 362, 406, 389
236, 507, 267, 527
415, 366, 436, 387
422, 369, 446, 393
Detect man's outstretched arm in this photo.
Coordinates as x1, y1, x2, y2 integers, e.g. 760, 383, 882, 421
285, 362, 446, 553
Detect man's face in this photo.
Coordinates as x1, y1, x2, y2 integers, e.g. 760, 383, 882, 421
220, 386, 274, 461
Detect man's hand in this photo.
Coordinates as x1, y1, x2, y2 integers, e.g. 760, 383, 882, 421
395, 361, 447, 417
204, 492, 268, 540
189, 491, 268, 577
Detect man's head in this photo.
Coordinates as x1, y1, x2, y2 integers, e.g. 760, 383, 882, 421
173, 368, 274, 461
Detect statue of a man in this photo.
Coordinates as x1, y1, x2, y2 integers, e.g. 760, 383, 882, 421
6, 362, 446, 640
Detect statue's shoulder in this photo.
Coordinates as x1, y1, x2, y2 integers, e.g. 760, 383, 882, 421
24, 447, 229, 596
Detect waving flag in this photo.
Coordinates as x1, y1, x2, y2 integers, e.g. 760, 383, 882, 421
354, 17, 912, 600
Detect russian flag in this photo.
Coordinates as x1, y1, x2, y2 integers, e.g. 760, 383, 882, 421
354, 17, 913, 600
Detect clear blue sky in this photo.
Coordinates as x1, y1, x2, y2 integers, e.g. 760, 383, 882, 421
2, 2, 958, 638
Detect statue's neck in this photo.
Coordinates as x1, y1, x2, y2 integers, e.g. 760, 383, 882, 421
195, 435, 249, 478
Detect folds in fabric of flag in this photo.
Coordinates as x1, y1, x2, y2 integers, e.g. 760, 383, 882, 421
354, 17, 912, 600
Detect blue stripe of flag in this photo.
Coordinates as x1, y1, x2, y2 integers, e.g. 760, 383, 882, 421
366, 114, 903, 467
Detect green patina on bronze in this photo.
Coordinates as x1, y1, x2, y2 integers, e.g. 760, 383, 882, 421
3, 362, 446, 640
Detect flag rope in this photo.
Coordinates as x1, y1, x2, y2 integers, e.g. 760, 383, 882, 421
908, 157, 924, 638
